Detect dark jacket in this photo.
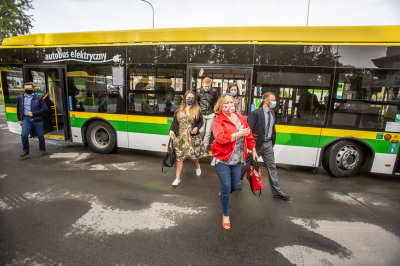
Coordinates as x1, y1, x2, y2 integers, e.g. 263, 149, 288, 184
17, 93, 48, 122
196, 87, 219, 116
247, 106, 277, 149
169, 110, 204, 136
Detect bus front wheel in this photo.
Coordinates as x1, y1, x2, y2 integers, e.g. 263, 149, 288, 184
322, 140, 364, 177
86, 121, 116, 154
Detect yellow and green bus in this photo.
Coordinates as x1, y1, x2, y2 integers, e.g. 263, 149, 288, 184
1, 26, 400, 177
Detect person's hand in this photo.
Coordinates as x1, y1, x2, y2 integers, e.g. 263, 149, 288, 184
18, 121, 22, 126
252, 149, 258, 161
28, 112, 33, 117
169, 130, 174, 139
238, 125, 250, 137
191, 127, 198, 135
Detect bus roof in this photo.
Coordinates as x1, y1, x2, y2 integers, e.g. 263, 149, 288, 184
2, 26, 400, 46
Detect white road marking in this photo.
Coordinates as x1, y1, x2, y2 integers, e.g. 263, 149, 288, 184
110, 162, 136, 170
276, 218, 400, 265
327, 191, 360, 205
68, 201, 202, 236
50, 152, 80, 158
0, 174, 7, 178
75, 153, 90, 160
0, 199, 12, 210
88, 164, 107, 170
347, 192, 388, 207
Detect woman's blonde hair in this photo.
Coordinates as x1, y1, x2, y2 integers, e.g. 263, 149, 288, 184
176, 90, 201, 119
214, 94, 234, 114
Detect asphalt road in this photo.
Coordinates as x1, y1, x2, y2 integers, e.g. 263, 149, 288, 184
1, 107, 400, 266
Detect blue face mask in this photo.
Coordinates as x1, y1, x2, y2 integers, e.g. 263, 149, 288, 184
230, 91, 237, 96
186, 98, 195, 105
269, 101, 277, 109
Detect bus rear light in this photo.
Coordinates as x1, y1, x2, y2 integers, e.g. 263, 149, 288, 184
385, 164, 391, 167
74, 135, 78, 137
162, 144, 166, 146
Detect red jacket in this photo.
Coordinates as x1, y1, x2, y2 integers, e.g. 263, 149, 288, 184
211, 112, 256, 162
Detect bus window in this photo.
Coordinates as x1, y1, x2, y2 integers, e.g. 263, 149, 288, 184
67, 65, 126, 114
330, 69, 400, 130
1, 66, 23, 108
253, 66, 332, 126
128, 66, 186, 117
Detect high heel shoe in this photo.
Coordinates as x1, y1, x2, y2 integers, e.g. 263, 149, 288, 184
222, 216, 230, 230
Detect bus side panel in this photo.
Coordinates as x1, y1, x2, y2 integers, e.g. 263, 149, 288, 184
370, 153, 396, 174
127, 115, 170, 152
274, 145, 320, 167
274, 125, 322, 167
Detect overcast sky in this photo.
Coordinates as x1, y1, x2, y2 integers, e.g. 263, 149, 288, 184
28, 0, 400, 34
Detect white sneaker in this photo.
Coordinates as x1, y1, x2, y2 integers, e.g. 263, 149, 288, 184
196, 164, 201, 176
172, 179, 181, 186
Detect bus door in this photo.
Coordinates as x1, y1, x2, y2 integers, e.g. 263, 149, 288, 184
22, 67, 70, 141
188, 66, 253, 150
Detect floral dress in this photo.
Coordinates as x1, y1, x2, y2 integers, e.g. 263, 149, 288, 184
173, 111, 207, 161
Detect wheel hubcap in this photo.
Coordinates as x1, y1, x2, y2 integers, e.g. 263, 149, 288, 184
335, 145, 360, 170
91, 126, 110, 149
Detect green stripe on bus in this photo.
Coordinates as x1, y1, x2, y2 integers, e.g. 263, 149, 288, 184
128, 122, 170, 135
275, 132, 320, 148
70, 118, 169, 135
319, 136, 396, 154
69, 116, 395, 154
70, 117, 127, 131
6, 112, 18, 122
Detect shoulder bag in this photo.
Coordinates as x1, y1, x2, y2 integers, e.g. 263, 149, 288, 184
246, 160, 263, 197
162, 138, 176, 173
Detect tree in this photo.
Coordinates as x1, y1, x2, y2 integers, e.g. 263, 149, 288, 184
0, 0, 34, 43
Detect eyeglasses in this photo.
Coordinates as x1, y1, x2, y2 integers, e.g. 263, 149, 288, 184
221, 93, 232, 97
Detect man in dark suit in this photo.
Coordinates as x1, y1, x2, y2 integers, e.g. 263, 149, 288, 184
240, 92, 291, 200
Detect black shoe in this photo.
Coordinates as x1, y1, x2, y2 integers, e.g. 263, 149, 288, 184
19, 152, 29, 157
273, 194, 291, 200
39, 151, 45, 157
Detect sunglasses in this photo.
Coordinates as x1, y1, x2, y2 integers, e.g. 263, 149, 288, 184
221, 93, 232, 97
229, 83, 238, 88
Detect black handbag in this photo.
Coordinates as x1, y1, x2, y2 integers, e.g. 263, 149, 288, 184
162, 138, 176, 173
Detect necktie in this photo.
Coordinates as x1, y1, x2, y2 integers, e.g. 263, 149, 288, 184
266, 111, 271, 140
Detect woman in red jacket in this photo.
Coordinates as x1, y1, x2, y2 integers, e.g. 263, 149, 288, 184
211, 93, 257, 230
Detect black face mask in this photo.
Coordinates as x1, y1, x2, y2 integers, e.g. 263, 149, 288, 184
25, 89, 33, 95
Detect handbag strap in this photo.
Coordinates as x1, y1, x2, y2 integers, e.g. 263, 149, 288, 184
162, 164, 170, 173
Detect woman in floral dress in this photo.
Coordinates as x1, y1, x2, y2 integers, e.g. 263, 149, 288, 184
169, 91, 207, 186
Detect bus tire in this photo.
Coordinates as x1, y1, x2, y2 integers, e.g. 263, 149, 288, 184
86, 121, 116, 154
322, 145, 334, 175
326, 140, 364, 178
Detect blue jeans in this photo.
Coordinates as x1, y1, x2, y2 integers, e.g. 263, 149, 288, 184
214, 162, 242, 217
21, 116, 45, 153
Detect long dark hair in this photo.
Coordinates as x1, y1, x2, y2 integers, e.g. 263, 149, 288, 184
176, 90, 201, 119
227, 84, 241, 97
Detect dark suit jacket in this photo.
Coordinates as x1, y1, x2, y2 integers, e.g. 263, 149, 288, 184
247, 106, 276, 150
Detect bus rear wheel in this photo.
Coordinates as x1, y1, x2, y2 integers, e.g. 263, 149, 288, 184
86, 121, 116, 154
322, 140, 364, 177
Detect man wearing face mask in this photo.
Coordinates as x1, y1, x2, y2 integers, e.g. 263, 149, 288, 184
196, 77, 219, 151
17, 82, 48, 157
240, 92, 291, 200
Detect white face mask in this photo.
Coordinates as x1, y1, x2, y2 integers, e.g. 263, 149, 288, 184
269, 100, 277, 109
